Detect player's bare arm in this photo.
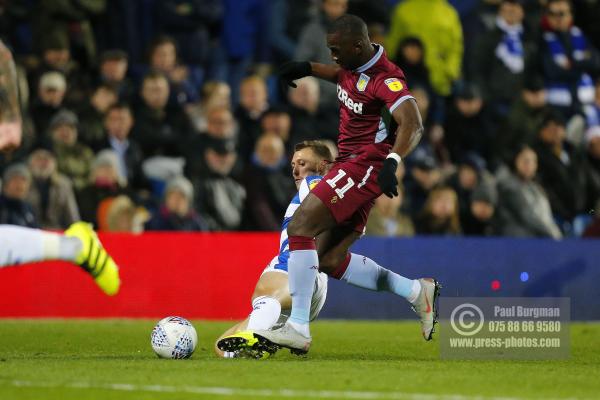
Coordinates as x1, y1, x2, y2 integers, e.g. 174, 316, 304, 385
390, 98, 423, 157
0, 39, 22, 152
378, 99, 423, 198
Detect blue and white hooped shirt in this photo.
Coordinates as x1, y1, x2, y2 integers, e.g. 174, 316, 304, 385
273, 175, 322, 272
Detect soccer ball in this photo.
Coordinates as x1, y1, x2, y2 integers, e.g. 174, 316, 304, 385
150, 316, 198, 359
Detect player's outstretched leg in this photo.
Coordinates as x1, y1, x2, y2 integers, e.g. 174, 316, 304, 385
64, 222, 121, 296
411, 278, 442, 340
325, 250, 441, 341
217, 294, 283, 359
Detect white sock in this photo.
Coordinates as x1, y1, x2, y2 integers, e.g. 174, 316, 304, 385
287, 243, 318, 337
341, 253, 421, 303
246, 296, 282, 331
0, 225, 81, 267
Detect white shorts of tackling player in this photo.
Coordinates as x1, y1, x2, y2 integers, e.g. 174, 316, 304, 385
262, 256, 328, 324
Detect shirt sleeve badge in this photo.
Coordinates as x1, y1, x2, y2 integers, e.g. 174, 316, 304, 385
384, 78, 403, 92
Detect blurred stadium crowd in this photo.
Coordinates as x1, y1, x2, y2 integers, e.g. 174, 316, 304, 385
1, 0, 600, 238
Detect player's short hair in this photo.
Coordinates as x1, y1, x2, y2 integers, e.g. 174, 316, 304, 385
327, 14, 368, 39
294, 140, 334, 163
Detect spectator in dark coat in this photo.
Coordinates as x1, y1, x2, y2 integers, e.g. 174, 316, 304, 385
403, 151, 443, 216
97, 49, 134, 102
132, 71, 194, 158
462, 178, 498, 236
0, 164, 37, 227
243, 133, 295, 231
29, 39, 92, 106
193, 137, 246, 231
393, 36, 443, 126
145, 176, 207, 231
27, 148, 80, 230
288, 76, 320, 139
185, 106, 237, 180
532, 110, 587, 222
444, 82, 493, 164
31, 0, 105, 67
77, 150, 129, 225
471, 0, 528, 118
447, 152, 490, 230
287, 77, 334, 149
260, 107, 292, 150
236, 75, 269, 161
394, 36, 432, 92
30, 71, 67, 141
49, 110, 95, 191
498, 77, 549, 164
102, 104, 145, 192
77, 84, 118, 151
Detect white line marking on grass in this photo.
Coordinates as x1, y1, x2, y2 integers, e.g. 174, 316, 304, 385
7, 380, 583, 400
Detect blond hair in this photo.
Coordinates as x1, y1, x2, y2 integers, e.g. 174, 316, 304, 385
421, 186, 461, 234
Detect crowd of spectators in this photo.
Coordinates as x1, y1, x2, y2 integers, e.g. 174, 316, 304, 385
1, 0, 600, 238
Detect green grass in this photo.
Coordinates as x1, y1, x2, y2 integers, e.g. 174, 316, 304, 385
0, 320, 599, 399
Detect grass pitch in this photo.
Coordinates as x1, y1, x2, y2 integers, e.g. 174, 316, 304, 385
0, 320, 598, 400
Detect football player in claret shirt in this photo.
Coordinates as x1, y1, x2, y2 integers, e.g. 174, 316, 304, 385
220, 15, 441, 356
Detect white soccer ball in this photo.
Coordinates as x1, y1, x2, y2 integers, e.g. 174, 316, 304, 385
150, 316, 198, 359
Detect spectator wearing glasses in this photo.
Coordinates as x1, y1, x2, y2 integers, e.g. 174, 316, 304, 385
526, 0, 600, 119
